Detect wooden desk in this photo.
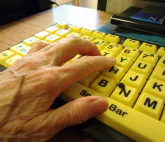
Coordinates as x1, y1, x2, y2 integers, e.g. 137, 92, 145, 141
0, 5, 112, 142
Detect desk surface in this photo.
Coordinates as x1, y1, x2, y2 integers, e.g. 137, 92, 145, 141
0, 4, 112, 142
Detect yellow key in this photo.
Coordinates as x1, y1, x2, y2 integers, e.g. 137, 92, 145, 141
90, 75, 116, 97
119, 47, 140, 61
104, 34, 120, 43
23, 36, 39, 46
116, 55, 134, 72
61, 83, 165, 142
121, 70, 146, 93
123, 38, 140, 49
55, 29, 70, 37
81, 35, 94, 41
157, 56, 165, 68
102, 65, 125, 84
143, 78, 165, 101
111, 83, 138, 107
134, 93, 164, 119
69, 26, 82, 33
10, 43, 31, 56
104, 43, 123, 55
45, 26, 59, 33
92, 31, 106, 40
156, 47, 165, 57
93, 39, 107, 51
139, 42, 157, 53
57, 22, 68, 29
79, 72, 100, 87
0, 50, 15, 66
34, 31, 50, 39
66, 32, 81, 38
4, 55, 22, 68
160, 109, 165, 123
80, 28, 93, 36
101, 50, 116, 57
44, 34, 61, 43
151, 66, 165, 82
138, 51, 158, 66
130, 60, 153, 79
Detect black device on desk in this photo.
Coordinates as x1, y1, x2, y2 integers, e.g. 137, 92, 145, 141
0, 0, 52, 26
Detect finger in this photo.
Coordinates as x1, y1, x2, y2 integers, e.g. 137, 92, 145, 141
23, 96, 109, 137
22, 56, 115, 97
28, 41, 49, 54
56, 56, 116, 92
45, 37, 101, 66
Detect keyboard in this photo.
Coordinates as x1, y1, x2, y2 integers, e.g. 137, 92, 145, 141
0, 22, 165, 142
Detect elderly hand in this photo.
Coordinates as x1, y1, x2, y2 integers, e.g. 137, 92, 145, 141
0, 37, 116, 142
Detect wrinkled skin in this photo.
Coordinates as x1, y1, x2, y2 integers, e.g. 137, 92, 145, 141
0, 37, 116, 142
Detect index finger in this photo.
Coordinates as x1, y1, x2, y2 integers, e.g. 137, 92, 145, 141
45, 37, 101, 66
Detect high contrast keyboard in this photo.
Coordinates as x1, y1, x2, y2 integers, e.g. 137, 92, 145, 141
1, 23, 165, 142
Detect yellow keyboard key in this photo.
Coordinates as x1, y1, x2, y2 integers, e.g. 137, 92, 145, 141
34, 31, 50, 39
123, 38, 140, 49
81, 35, 94, 41
80, 28, 93, 36
79, 72, 100, 87
55, 29, 70, 37
134, 93, 164, 119
138, 51, 158, 66
156, 47, 165, 57
61, 83, 165, 142
101, 50, 116, 57
4, 55, 22, 68
102, 65, 125, 84
23, 36, 39, 46
10, 43, 31, 56
45, 26, 59, 33
92, 31, 106, 40
57, 22, 68, 29
130, 60, 153, 79
93, 39, 108, 51
157, 56, 165, 68
104, 34, 120, 43
139, 42, 157, 53
104, 43, 123, 55
44, 34, 61, 43
111, 83, 138, 107
0, 50, 15, 66
119, 47, 140, 61
116, 55, 134, 72
143, 78, 165, 101
161, 109, 165, 123
151, 66, 165, 82
121, 70, 146, 93
90, 75, 116, 97
69, 26, 82, 33
66, 32, 81, 38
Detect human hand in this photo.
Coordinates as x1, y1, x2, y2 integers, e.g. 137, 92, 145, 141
0, 37, 116, 142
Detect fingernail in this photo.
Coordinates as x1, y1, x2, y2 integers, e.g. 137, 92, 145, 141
110, 57, 116, 64
90, 98, 109, 114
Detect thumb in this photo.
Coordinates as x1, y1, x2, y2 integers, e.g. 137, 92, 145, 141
21, 96, 108, 141
48, 96, 108, 130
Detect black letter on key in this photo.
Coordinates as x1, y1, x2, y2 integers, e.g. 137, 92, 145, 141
120, 57, 127, 62
130, 75, 138, 81
152, 82, 163, 91
98, 79, 108, 87
144, 98, 157, 109
109, 66, 119, 74
138, 63, 147, 69
118, 83, 131, 97
162, 70, 165, 76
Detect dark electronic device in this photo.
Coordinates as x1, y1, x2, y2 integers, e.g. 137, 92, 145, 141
0, 0, 52, 26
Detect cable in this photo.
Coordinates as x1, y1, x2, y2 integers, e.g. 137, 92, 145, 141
50, 0, 59, 6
